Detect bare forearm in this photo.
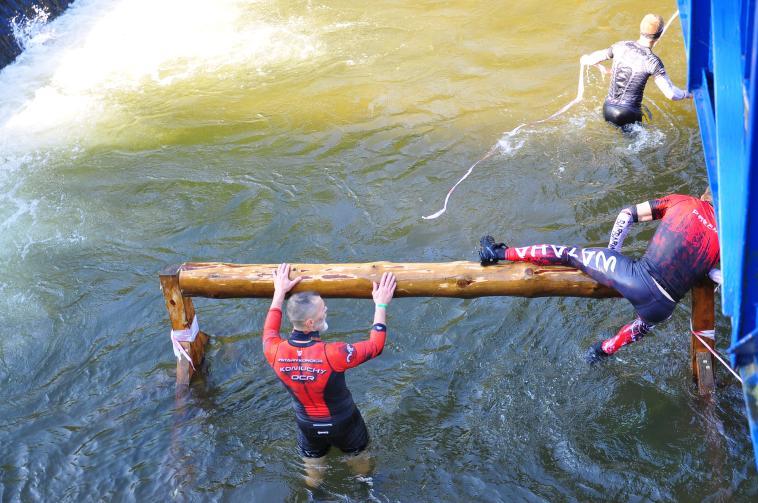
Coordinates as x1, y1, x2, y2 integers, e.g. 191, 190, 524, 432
373, 305, 387, 325
270, 291, 286, 311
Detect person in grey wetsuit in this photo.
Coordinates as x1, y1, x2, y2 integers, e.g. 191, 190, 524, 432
580, 13, 692, 127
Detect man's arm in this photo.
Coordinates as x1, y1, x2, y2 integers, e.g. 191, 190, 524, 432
326, 327, 387, 372
325, 272, 397, 372
262, 307, 283, 365
263, 263, 303, 364
608, 207, 635, 251
580, 47, 612, 66
608, 196, 681, 250
653, 73, 691, 100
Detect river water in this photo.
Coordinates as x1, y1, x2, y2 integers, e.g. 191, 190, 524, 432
1, 0, 756, 501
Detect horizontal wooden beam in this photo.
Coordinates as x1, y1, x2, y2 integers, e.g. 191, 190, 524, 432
176, 261, 622, 299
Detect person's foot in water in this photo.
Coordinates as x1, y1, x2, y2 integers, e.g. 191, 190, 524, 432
585, 341, 611, 364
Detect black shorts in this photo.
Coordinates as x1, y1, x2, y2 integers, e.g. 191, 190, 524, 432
296, 408, 369, 458
603, 101, 642, 127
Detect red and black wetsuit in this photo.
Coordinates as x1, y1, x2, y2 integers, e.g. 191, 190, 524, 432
502, 194, 719, 354
633, 195, 719, 301
263, 307, 386, 457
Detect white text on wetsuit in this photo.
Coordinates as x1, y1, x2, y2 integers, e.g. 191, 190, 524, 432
512, 245, 617, 273
278, 357, 327, 381
692, 209, 717, 232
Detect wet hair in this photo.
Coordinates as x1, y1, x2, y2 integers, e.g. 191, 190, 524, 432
286, 291, 323, 327
640, 13, 665, 39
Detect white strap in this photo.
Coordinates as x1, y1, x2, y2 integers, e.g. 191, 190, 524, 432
170, 316, 199, 370
689, 320, 742, 383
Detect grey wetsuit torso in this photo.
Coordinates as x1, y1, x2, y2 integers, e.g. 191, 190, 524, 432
606, 41, 666, 111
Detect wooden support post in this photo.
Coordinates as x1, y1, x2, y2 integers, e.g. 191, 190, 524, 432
159, 265, 209, 386
691, 277, 716, 395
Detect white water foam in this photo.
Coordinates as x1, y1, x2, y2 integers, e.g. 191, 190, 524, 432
622, 122, 666, 153
10, 5, 56, 52
0, 0, 325, 153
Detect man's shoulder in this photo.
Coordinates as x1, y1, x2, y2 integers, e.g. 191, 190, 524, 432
659, 194, 700, 214
667, 193, 697, 203
646, 51, 664, 70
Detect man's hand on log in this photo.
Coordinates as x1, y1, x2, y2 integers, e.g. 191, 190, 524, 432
271, 263, 303, 308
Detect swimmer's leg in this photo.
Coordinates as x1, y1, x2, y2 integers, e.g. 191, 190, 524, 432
302, 456, 328, 488
586, 316, 654, 363
345, 450, 373, 479
480, 237, 633, 289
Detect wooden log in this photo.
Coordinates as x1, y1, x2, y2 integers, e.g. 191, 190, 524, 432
159, 265, 209, 386
691, 277, 716, 394
177, 261, 622, 299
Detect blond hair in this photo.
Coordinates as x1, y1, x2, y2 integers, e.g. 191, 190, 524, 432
640, 14, 665, 39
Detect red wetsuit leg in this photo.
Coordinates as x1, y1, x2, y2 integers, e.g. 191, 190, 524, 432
600, 317, 653, 355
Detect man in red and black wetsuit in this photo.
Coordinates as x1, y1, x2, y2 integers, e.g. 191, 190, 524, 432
478, 191, 720, 362
263, 263, 396, 485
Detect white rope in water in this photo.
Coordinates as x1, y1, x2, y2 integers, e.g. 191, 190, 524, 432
691, 329, 743, 384
422, 10, 680, 221
422, 63, 586, 220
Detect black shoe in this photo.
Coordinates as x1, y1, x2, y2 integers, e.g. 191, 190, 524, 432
585, 341, 609, 365
479, 235, 507, 266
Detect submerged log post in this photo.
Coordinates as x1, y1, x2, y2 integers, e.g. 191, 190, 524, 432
159, 265, 209, 386
691, 277, 716, 395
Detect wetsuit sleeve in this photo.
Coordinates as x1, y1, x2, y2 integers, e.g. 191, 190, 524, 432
628, 195, 676, 223
643, 195, 687, 221
325, 324, 387, 372
262, 308, 283, 365
581, 47, 612, 66
608, 208, 635, 251
653, 74, 690, 100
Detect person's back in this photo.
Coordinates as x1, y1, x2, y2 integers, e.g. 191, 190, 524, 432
580, 13, 691, 127
639, 194, 720, 301
264, 314, 385, 423
606, 40, 665, 112
262, 264, 396, 486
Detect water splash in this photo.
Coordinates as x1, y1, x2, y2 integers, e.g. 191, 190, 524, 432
10, 5, 55, 52
622, 123, 665, 153
0, 0, 325, 152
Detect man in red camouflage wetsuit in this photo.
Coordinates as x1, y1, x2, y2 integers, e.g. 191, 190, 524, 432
263, 263, 396, 486
479, 191, 720, 362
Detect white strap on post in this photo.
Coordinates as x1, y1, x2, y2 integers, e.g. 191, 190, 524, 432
690, 320, 742, 383
170, 316, 199, 370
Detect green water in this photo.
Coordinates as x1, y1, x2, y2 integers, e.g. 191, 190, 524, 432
0, 0, 756, 500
